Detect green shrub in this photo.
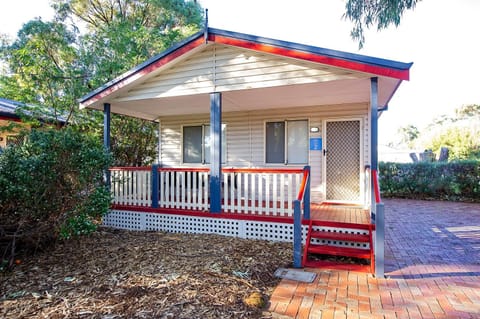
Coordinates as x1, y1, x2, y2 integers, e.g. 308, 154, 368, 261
0, 128, 112, 268
379, 161, 480, 202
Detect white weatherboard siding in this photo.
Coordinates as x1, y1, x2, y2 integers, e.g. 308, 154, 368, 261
114, 44, 368, 103
158, 103, 369, 203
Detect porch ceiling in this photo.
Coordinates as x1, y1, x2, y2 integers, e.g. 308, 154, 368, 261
92, 77, 399, 121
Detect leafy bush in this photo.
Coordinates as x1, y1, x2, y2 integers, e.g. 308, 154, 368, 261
0, 128, 112, 269
379, 161, 480, 202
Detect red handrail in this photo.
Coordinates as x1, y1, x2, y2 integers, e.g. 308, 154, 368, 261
372, 169, 381, 204
157, 167, 209, 172
111, 166, 305, 174
222, 167, 304, 174
296, 167, 310, 201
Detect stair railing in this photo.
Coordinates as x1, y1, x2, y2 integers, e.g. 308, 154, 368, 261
293, 166, 310, 268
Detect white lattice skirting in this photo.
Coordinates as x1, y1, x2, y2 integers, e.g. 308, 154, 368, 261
103, 210, 370, 249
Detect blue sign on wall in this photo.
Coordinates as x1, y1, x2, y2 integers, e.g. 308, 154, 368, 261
309, 137, 322, 151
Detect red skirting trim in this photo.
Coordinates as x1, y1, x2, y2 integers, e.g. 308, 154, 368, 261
110, 204, 295, 224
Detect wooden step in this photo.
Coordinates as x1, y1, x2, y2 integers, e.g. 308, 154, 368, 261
307, 244, 371, 259
310, 230, 370, 242
309, 220, 374, 231
303, 259, 371, 273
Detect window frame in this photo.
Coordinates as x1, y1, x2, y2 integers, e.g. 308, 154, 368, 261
182, 124, 227, 164
264, 119, 309, 165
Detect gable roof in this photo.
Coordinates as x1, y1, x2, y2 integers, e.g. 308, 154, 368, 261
80, 28, 412, 119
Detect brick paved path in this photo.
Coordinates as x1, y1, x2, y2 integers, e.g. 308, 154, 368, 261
268, 199, 480, 318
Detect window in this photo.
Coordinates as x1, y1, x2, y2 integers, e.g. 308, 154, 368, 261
183, 124, 226, 164
266, 120, 308, 164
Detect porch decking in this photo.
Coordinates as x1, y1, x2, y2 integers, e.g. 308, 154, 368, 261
310, 203, 370, 225
110, 201, 370, 225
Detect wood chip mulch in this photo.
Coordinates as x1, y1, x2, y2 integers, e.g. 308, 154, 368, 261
1, 227, 293, 319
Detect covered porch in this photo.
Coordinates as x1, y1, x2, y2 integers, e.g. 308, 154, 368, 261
79, 28, 411, 275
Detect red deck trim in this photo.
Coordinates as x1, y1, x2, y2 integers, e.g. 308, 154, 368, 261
208, 34, 410, 81
110, 204, 374, 228
111, 204, 296, 224
0, 116, 21, 122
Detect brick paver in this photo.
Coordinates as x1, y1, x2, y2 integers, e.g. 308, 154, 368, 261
268, 199, 480, 318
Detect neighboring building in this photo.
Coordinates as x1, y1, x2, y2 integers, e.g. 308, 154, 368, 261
0, 97, 65, 149
0, 98, 28, 148
80, 28, 412, 275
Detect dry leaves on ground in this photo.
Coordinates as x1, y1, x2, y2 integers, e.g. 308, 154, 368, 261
1, 227, 293, 319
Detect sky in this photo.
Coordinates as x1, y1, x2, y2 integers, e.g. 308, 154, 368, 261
1, 0, 479, 148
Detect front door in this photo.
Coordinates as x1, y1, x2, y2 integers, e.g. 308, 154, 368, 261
324, 119, 362, 202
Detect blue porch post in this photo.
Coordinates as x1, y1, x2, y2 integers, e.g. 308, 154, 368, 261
104, 103, 111, 188
293, 199, 302, 268
151, 164, 160, 208
371, 77, 384, 278
303, 165, 311, 220
210, 92, 222, 213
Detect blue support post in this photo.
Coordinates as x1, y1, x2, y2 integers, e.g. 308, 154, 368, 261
103, 103, 111, 189
151, 164, 159, 208
370, 78, 378, 174
303, 165, 311, 220
371, 77, 385, 278
210, 92, 222, 213
293, 199, 302, 268
370, 78, 378, 218
375, 202, 385, 277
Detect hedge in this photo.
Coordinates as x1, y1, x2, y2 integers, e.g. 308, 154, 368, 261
379, 161, 480, 202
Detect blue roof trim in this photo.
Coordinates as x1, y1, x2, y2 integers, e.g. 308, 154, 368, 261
208, 28, 413, 71
79, 30, 205, 103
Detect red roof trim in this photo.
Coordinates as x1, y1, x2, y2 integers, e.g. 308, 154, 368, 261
80, 36, 206, 108
0, 115, 21, 122
209, 34, 410, 81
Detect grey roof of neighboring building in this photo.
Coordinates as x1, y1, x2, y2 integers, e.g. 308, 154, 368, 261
0, 97, 66, 123
0, 97, 23, 119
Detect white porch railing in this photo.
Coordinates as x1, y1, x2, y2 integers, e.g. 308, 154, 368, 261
222, 168, 304, 216
109, 166, 306, 217
110, 167, 151, 207
158, 168, 210, 211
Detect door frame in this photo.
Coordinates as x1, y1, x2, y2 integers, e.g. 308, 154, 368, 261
322, 117, 365, 204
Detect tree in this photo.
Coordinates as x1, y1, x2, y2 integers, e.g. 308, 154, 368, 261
397, 124, 419, 148
343, 0, 421, 48
419, 104, 480, 160
0, 0, 203, 166
455, 104, 480, 119
424, 125, 480, 160
0, 19, 83, 125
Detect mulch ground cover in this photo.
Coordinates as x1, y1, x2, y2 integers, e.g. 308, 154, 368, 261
1, 227, 293, 318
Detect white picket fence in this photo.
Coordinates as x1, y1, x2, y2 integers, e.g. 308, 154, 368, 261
110, 167, 151, 207
110, 167, 306, 216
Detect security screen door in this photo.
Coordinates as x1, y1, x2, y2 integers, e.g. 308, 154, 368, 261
324, 120, 361, 202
